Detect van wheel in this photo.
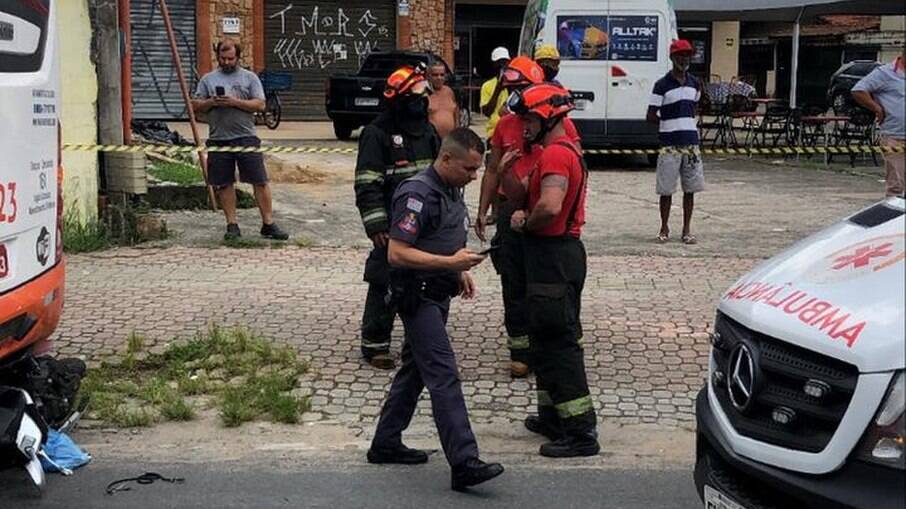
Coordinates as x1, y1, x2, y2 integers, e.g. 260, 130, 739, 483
334, 123, 354, 141
647, 153, 659, 167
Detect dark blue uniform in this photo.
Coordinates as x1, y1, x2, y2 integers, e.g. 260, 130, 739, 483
371, 167, 479, 468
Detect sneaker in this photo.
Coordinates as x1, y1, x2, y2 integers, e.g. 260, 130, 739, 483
524, 415, 563, 441
224, 223, 241, 241
260, 222, 289, 240
451, 459, 504, 491
366, 444, 429, 465
539, 435, 600, 458
509, 361, 530, 378
366, 353, 396, 370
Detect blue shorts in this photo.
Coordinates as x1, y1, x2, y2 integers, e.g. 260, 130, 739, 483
206, 136, 268, 188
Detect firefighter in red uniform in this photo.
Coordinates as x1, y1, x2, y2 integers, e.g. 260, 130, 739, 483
506, 83, 599, 457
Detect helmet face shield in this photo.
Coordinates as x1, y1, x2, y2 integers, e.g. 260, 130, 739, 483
506, 90, 528, 115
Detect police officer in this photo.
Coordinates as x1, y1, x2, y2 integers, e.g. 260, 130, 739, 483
355, 65, 441, 369
508, 84, 599, 458
367, 128, 504, 491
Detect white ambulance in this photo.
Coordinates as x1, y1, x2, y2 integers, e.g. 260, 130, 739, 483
695, 197, 905, 508
519, 0, 677, 155
0, 0, 64, 366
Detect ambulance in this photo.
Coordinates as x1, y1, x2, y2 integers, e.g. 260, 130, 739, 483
695, 197, 905, 508
0, 0, 65, 367
519, 0, 677, 155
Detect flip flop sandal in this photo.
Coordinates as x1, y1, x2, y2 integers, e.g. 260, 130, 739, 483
657, 233, 669, 243
682, 234, 698, 245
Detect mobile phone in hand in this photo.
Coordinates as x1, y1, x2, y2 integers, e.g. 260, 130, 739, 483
479, 244, 501, 255
215, 86, 225, 96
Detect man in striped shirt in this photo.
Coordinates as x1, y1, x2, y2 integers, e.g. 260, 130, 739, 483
647, 39, 704, 245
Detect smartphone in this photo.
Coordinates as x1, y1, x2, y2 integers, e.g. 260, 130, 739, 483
479, 244, 501, 255
215, 86, 225, 96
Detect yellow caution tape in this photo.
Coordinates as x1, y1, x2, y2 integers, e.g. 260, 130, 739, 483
62, 143, 904, 156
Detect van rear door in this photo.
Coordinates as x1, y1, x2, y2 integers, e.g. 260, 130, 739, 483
604, 2, 672, 135
0, 0, 60, 295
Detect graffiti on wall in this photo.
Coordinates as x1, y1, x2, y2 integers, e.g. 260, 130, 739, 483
269, 4, 392, 70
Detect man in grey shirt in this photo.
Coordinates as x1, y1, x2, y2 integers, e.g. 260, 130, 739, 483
192, 39, 288, 240
852, 46, 905, 197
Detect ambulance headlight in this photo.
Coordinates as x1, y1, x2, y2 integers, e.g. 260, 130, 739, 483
856, 371, 905, 470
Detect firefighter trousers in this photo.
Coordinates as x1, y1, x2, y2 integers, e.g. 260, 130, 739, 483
361, 245, 397, 357
523, 234, 597, 436
489, 200, 530, 364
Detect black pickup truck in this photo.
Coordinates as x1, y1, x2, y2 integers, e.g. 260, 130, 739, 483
326, 51, 464, 140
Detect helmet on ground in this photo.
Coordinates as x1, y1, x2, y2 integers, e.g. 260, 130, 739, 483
500, 56, 544, 89
508, 83, 575, 121
384, 64, 430, 100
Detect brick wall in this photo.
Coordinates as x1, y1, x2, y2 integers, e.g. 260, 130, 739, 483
407, 0, 455, 64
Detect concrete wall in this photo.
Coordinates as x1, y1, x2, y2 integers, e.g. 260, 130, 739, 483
710, 21, 740, 82
59, 0, 99, 223
879, 15, 906, 62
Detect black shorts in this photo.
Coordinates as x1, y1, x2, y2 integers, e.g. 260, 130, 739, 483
206, 136, 268, 188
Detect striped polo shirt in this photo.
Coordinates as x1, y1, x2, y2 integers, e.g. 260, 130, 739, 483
649, 72, 701, 147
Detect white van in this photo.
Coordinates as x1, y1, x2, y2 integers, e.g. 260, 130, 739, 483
0, 0, 65, 364
519, 0, 677, 153
695, 197, 905, 508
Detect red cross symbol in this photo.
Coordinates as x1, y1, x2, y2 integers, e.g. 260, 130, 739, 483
831, 243, 893, 270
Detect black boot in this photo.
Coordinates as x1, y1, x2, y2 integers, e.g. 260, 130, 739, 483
524, 415, 563, 441
366, 444, 428, 465
451, 459, 504, 491
539, 432, 600, 458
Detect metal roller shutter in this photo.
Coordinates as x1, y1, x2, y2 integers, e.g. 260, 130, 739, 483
130, 0, 197, 120
264, 0, 397, 119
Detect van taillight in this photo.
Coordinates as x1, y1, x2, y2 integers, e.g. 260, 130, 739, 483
611, 66, 627, 77
56, 121, 63, 262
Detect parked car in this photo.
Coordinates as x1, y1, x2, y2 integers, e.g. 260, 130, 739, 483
827, 60, 881, 113
695, 197, 905, 509
325, 51, 465, 140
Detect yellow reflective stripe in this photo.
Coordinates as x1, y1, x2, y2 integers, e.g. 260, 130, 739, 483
355, 171, 384, 184
507, 335, 530, 350
537, 390, 553, 407
361, 209, 388, 225
555, 395, 594, 419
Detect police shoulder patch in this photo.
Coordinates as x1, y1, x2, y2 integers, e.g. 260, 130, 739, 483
406, 197, 424, 213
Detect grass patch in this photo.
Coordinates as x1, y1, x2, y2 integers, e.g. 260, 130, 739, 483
293, 236, 314, 248
148, 160, 204, 185
63, 209, 109, 253
80, 325, 310, 428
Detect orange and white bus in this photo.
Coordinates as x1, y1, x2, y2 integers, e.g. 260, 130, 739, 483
0, 0, 64, 364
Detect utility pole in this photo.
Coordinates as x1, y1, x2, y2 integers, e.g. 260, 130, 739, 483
94, 0, 124, 146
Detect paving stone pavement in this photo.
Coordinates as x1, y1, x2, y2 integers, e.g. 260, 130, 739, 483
52, 247, 755, 430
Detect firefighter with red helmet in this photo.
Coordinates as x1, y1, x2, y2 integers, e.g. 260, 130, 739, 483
507, 83, 599, 458
355, 64, 441, 369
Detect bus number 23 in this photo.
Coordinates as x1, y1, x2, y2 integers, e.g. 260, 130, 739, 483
0, 182, 18, 224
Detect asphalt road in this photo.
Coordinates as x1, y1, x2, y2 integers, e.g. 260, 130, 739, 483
1, 458, 701, 509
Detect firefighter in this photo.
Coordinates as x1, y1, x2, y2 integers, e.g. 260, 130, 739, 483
475, 56, 579, 378
507, 83, 599, 457
355, 64, 441, 369
368, 127, 504, 491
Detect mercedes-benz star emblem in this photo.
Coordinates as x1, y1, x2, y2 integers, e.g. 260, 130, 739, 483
728, 344, 757, 413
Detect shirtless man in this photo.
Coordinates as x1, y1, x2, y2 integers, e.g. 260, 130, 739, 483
428, 62, 460, 139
